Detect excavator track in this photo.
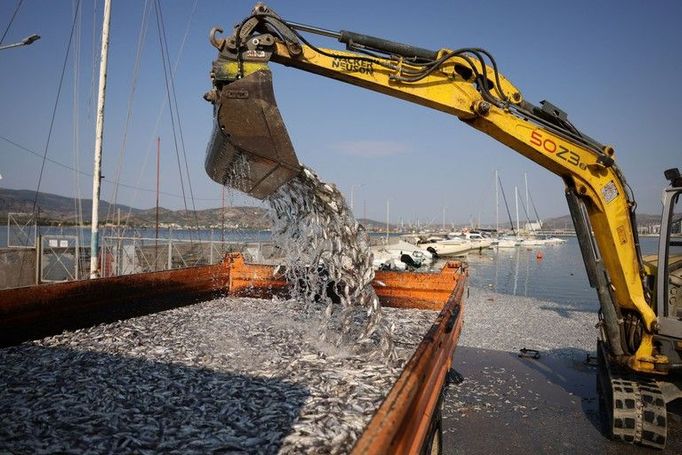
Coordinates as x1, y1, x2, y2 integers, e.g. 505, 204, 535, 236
597, 341, 667, 449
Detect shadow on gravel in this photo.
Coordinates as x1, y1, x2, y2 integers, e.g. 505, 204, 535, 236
516, 346, 602, 432
445, 346, 682, 454
0, 344, 308, 454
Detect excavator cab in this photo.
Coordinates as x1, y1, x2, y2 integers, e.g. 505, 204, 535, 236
655, 169, 682, 344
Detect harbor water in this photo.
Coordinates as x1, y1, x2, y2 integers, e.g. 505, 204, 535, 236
457, 236, 659, 310
2, 224, 661, 313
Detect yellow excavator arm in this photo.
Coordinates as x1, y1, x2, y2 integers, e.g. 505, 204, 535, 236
204, 3, 663, 373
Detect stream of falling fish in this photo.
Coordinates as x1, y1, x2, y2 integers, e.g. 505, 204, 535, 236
266, 167, 396, 362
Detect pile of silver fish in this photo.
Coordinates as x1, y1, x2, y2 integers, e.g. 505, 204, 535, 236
267, 168, 394, 361
0, 297, 436, 454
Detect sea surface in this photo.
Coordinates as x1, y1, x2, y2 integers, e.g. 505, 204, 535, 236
454, 236, 660, 311
2, 226, 401, 247
1, 226, 272, 248
2, 226, 660, 314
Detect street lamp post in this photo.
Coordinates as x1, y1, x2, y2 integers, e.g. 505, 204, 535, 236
0, 34, 41, 51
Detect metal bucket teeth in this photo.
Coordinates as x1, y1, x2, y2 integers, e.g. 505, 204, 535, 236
205, 69, 300, 199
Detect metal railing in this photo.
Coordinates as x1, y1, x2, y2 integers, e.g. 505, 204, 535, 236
99, 236, 278, 277
40, 235, 80, 283
7, 212, 37, 248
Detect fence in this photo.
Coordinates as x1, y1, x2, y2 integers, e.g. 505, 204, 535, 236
1, 231, 277, 289
7, 212, 37, 248
99, 236, 278, 277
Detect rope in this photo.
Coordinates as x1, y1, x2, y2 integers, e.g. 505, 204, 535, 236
0, 0, 24, 45
104, 0, 150, 228
71, 0, 85, 253
118, 0, 200, 233
31, 0, 82, 219
0, 136, 223, 201
156, 0, 201, 235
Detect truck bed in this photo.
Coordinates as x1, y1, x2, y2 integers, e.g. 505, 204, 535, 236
0, 253, 466, 453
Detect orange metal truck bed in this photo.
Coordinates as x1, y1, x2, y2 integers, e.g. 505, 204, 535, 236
0, 253, 466, 453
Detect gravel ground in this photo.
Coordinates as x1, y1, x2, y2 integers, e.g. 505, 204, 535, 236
444, 286, 600, 426
459, 286, 599, 358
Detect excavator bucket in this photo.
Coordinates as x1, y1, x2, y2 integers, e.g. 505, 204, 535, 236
205, 69, 301, 199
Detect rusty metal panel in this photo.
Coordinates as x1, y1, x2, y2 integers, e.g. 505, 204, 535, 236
223, 253, 288, 297
0, 261, 230, 346
351, 268, 466, 454
0, 252, 468, 453
375, 261, 465, 310
0, 253, 466, 347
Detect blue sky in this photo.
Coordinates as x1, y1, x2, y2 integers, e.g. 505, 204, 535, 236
1, 0, 680, 225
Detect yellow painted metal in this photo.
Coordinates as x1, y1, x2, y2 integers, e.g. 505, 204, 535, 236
265, 41, 663, 372
214, 60, 269, 80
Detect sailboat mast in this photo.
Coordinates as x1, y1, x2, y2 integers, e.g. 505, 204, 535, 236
442, 206, 445, 231
524, 172, 529, 220
385, 199, 390, 243
515, 186, 520, 233
89, 0, 112, 279
495, 169, 499, 233
155, 137, 160, 264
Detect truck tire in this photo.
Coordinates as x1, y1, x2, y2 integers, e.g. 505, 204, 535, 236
421, 398, 443, 455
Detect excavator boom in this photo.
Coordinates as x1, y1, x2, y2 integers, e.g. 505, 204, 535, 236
204, 4, 682, 447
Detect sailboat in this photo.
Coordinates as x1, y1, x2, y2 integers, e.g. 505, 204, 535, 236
495, 171, 522, 248
516, 173, 566, 246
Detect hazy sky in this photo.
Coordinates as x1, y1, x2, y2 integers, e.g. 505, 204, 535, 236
1, 0, 680, 225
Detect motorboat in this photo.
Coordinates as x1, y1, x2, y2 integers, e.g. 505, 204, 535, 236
423, 239, 471, 258
421, 233, 493, 258
462, 232, 495, 249
496, 236, 522, 248
520, 237, 549, 247
371, 240, 434, 270
520, 235, 567, 246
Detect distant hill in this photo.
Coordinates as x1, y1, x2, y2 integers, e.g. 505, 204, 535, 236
3, 187, 661, 232
0, 187, 143, 219
540, 213, 662, 230
0, 188, 392, 230
0, 187, 270, 228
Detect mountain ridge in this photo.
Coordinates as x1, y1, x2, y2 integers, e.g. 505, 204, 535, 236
1, 187, 662, 230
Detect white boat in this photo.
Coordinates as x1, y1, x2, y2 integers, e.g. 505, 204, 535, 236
463, 232, 495, 249
417, 235, 445, 245
372, 253, 407, 271
423, 239, 472, 257
520, 237, 549, 246
496, 236, 522, 248
519, 236, 567, 246
371, 240, 434, 270
544, 237, 567, 244
421, 233, 493, 258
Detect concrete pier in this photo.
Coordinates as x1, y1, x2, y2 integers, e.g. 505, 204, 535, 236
443, 287, 682, 454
